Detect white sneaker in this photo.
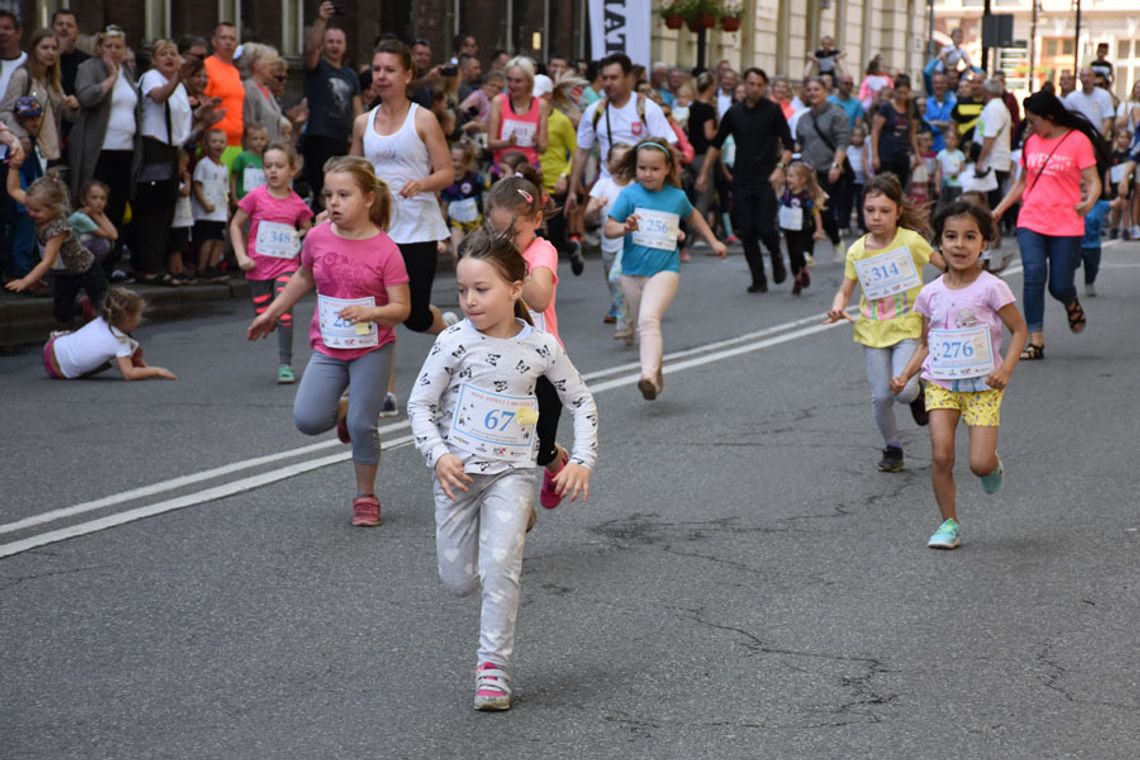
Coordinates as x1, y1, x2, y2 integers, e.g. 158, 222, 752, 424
378, 392, 399, 418
1131, 225, 1140, 239
1085, 282, 1097, 297
833, 241, 846, 263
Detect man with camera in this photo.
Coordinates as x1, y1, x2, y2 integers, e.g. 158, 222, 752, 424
303, 0, 363, 209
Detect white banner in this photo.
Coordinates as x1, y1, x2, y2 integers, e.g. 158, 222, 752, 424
589, 0, 652, 68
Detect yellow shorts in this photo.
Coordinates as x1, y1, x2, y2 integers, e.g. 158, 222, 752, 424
449, 217, 482, 234
924, 384, 1003, 426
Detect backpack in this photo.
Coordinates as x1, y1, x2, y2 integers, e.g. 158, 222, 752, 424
591, 93, 648, 132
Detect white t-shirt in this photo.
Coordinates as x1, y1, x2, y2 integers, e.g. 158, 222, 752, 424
1063, 88, 1114, 129
53, 317, 137, 378
139, 70, 192, 146
192, 158, 230, 222
577, 95, 677, 178
173, 180, 193, 228
102, 74, 139, 150
716, 90, 733, 118
588, 177, 631, 254
0, 53, 28, 103
974, 98, 1012, 173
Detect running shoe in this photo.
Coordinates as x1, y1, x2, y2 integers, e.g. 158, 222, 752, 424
352, 494, 381, 527
540, 449, 569, 509
637, 376, 658, 401
746, 282, 768, 294
1085, 282, 1097, 298
336, 397, 351, 443
877, 446, 904, 472
792, 273, 802, 296
833, 241, 846, 263
442, 311, 460, 328
980, 457, 1004, 495
1109, 227, 1119, 240
724, 234, 740, 244
474, 662, 511, 711
569, 239, 585, 276
771, 257, 787, 285
927, 518, 961, 549
603, 314, 617, 324
110, 268, 131, 283
805, 254, 815, 268
800, 268, 811, 289
378, 392, 399, 418
909, 385, 929, 426
276, 365, 296, 384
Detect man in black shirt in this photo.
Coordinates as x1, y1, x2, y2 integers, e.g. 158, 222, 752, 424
52, 9, 88, 101
696, 68, 793, 293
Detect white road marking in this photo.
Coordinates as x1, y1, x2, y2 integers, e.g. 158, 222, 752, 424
0, 313, 855, 559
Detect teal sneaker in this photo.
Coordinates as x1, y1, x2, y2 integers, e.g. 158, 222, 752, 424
276, 365, 296, 384
928, 519, 961, 550
980, 457, 1004, 495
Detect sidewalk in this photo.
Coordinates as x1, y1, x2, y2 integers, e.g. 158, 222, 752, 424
0, 277, 251, 350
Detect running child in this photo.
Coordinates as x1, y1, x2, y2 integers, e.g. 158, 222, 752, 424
826, 174, 945, 471
4, 162, 107, 324
440, 140, 486, 261
935, 128, 965, 210
247, 156, 410, 527
484, 174, 577, 511
604, 137, 727, 400
230, 141, 313, 384
43, 287, 178, 381
68, 180, 118, 267
846, 124, 871, 236
405, 229, 597, 712
193, 128, 231, 283
1079, 178, 1111, 298
230, 123, 269, 203
891, 201, 1027, 549
586, 142, 633, 341
773, 161, 826, 296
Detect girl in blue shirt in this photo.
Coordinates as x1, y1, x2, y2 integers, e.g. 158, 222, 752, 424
605, 138, 726, 401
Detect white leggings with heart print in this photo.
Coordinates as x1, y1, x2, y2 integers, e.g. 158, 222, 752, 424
434, 469, 537, 668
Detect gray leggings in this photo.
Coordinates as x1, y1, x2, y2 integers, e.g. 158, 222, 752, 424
292, 346, 393, 464
864, 339, 921, 449
434, 469, 537, 668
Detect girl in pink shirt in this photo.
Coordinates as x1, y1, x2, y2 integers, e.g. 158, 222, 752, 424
248, 157, 411, 527
485, 174, 575, 513
230, 142, 313, 384
994, 92, 1110, 360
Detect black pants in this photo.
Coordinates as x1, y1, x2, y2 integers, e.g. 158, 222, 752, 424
851, 183, 866, 231
54, 265, 107, 324
544, 192, 574, 256
813, 170, 841, 245
93, 150, 134, 274
534, 375, 562, 467
733, 183, 783, 287
131, 139, 179, 277
879, 157, 911, 190
303, 135, 350, 211
783, 228, 812, 275
987, 170, 1010, 215
397, 240, 438, 333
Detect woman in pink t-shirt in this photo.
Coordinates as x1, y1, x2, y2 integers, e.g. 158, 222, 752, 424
248, 157, 410, 527
487, 56, 549, 175
994, 92, 1108, 360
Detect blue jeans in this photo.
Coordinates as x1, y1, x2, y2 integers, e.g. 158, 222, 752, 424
1017, 228, 1079, 334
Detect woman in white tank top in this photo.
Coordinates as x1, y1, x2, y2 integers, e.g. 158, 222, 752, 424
351, 40, 454, 336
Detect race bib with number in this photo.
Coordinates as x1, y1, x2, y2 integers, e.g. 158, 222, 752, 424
243, 166, 266, 192
778, 205, 804, 231
1110, 164, 1126, 184
928, 326, 994, 380
854, 247, 923, 301
317, 295, 378, 349
502, 119, 536, 147
631, 208, 680, 251
449, 196, 480, 223
254, 221, 301, 259
447, 383, 539, 464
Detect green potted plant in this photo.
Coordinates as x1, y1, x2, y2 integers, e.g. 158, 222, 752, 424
659, 1, 686, 29
720, 1, 743, 32
683, 0, 721, 33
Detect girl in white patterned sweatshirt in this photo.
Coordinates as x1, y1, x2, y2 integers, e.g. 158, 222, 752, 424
407, 229, 598, 713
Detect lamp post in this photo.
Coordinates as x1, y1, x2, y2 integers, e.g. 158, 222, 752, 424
1073, 0, 1082, 74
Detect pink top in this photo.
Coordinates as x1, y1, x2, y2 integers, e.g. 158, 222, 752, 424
239, 185, 313, 281
915, 271, 1016, 392
494, 93, 542, 168
301, 223, 409, 360
521, 236, 560, 346
1017, 130, 1096, 237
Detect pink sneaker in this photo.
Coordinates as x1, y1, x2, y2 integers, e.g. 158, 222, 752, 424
540, 449, 569, 509
474, 661, 511, 711
352, 495, 381, 527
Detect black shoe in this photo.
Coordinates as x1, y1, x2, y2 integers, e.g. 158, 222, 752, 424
747, 282, 768, 293
771, 257, 787, 284
569, 240, 585, 276
791, 273, 802, 296
877, 446, 904, 472
909, 385, 929, 426
800, 268, 810, 289
1110, 227, 1119, 240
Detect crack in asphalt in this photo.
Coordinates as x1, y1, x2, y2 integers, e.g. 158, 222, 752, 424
0, 564, 114, 591
1036, 639, 1138, 711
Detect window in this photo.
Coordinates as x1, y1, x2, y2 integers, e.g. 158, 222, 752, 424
1062, 39, 1074, 56
1118, 40, 1131, 62
1045, 39, 1057, 57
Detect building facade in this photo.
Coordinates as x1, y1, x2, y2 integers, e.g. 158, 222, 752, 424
934, 0, 1140, 100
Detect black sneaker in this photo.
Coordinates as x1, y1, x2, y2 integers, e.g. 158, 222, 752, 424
909, 385, 929, 426
1110, 227, 1119, 240
568, 240, 585, 276
747, 282, 768, 293
771, 256, 787, 284
877, 446, 904, 472
791, 272, 802, 296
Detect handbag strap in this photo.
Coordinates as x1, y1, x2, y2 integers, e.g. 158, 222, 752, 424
810, 110, 838, 153
1024, 130, 1072, 199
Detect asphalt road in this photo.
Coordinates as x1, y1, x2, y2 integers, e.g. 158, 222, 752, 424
3, 240, 1139, 759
